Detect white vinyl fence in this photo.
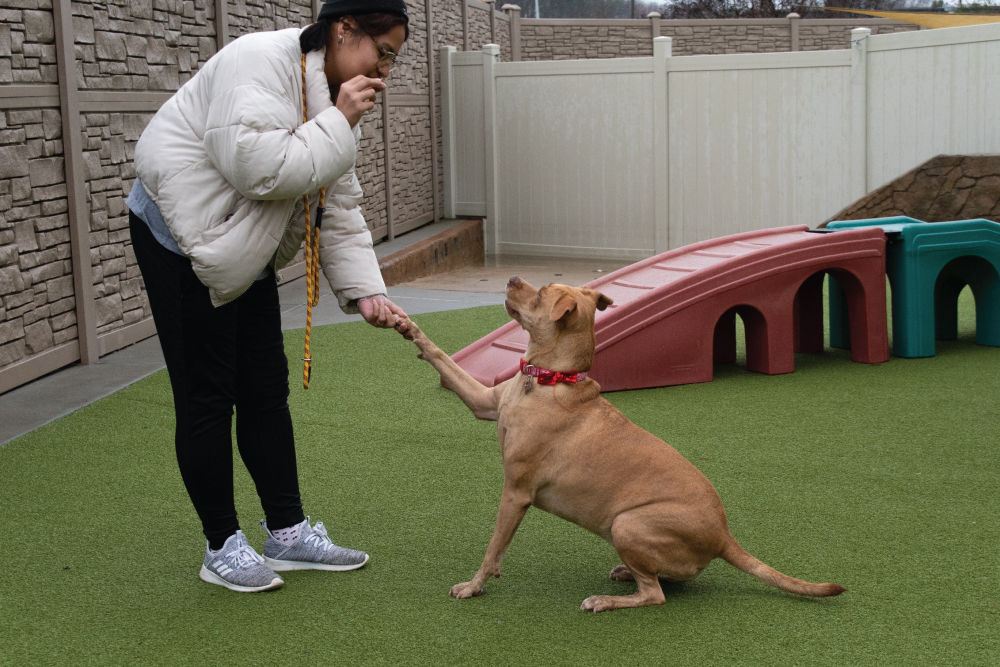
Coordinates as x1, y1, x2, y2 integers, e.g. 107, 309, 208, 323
441, 23, 1000, 258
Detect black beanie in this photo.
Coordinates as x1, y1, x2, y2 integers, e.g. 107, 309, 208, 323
318, 0, 409, 21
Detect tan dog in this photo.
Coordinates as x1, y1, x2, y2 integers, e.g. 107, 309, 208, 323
395, 277, 845, 612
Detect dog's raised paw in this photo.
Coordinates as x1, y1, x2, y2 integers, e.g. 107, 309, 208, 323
609, 565, 634, 581
450, 581, 483, 599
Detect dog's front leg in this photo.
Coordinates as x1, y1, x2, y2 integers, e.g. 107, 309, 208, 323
451, 486, 530, 599
396, 318, 500, 420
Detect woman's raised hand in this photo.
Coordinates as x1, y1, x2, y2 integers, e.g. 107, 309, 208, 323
336, 75, 386, 127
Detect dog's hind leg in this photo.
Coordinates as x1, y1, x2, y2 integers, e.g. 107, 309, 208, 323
581, 512, 671, 612
581, 569, 664, 612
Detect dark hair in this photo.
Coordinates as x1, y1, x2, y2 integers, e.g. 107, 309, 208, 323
300, 13, 410, 53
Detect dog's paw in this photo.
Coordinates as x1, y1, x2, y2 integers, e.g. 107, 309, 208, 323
609, 565, 634, 582
393, 317, 420, 342
580, 595, 616, 613
450, 581, 483, 599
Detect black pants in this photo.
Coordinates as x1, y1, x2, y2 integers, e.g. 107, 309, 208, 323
129, 211, 304, 549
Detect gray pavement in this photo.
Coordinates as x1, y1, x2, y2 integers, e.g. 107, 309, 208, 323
0, 223, 628, 445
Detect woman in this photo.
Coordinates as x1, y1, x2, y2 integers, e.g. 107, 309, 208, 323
127, 0, 410, 592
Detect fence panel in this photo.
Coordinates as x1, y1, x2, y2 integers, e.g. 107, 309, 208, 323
443, 50, 488, 216
667, 51, 854, 247
494, 59, 657, 258
866, 23, 1000, 190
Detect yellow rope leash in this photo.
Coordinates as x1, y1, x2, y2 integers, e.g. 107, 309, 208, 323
302, 53, 325, 389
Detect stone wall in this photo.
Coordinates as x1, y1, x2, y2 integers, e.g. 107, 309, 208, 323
4, 5, 58, 84
797, 20, 914, 51
75, 0, 215, 91
1, 113, 75, 369
520, 22, 651, 59
467, 2, 511, 55
513, 16, 919, 60
0, 109, 74, 359
228, 0, 315, 39
388, 105, 435, 230
663, 22, 791, 56
826, 155, 1000, 224
84, 110, 148, 336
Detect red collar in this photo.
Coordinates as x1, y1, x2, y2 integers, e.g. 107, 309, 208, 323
520, 359, 588, 385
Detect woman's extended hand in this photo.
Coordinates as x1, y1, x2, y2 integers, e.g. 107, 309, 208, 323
336, 75, 386, 127
358, 294, 407, 328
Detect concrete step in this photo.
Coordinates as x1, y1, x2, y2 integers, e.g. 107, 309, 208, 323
377, 219, 484, 286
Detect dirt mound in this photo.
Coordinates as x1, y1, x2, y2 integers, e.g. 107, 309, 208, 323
826, 155, 1000, 224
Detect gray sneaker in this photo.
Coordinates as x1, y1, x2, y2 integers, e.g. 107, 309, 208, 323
261, 517, 370, 572
198, 530, 284, 592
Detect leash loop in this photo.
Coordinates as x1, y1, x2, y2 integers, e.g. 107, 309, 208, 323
302, 53, 325, 389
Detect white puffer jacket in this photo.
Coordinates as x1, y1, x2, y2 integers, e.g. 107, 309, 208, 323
134, 27, 385, 309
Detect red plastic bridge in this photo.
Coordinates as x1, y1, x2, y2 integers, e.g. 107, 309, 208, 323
452, 225, 890, 391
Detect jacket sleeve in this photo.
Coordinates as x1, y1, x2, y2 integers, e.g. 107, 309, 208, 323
200, 40, 357, 201
318, 167, 387, 313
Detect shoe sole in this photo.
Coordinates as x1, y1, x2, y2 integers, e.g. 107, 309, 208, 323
263, 552, 370, 572
198, 565, 284, 592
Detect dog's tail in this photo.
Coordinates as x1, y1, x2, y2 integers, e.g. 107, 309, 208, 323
721, 540, 846, 597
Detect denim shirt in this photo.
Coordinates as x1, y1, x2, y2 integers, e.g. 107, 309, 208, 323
127, 178, 183, 256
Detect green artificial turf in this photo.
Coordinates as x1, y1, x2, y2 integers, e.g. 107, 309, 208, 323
1, 291, 997, 665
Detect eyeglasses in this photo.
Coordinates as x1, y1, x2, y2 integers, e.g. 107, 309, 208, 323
363, 32, 398, 75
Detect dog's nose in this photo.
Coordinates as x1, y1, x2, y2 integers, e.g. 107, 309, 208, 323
507, 276, 523, 289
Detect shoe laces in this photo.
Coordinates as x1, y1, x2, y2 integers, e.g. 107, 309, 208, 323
227, 532, 265, 569
303, 521, 335, 552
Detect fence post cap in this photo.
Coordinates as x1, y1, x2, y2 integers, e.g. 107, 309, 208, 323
786, 12, 800, 19
647, 12, 662, 18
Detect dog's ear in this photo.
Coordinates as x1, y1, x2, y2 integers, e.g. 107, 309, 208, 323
549, 292, 578, 322
582, 288, 613, 311
595, 292, 613, 311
